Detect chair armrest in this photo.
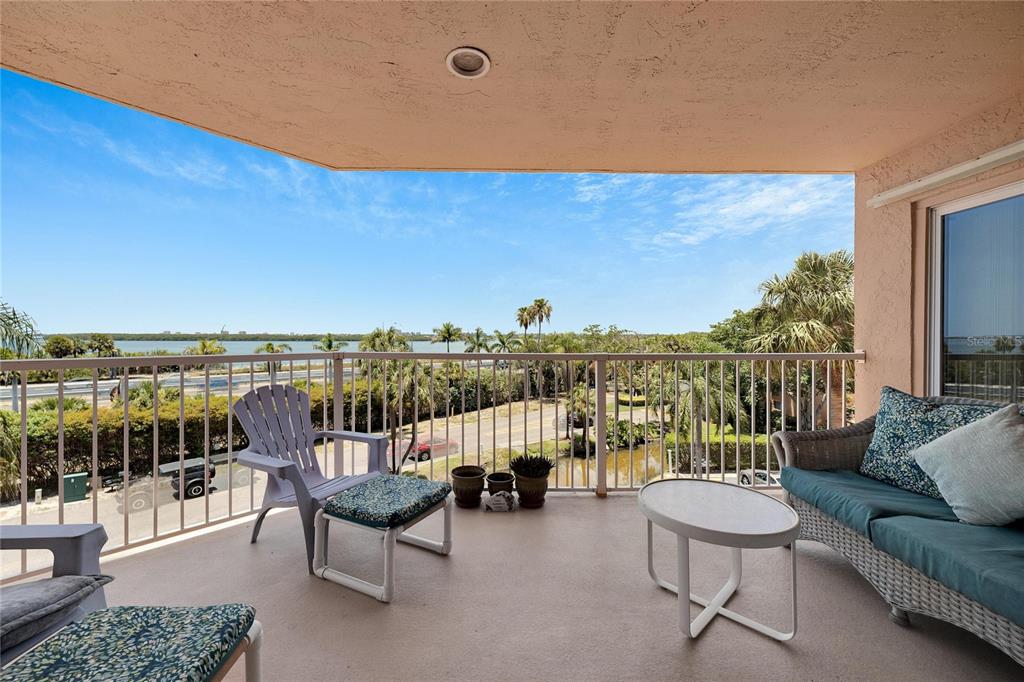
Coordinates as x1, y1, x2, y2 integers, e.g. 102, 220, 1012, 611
771, 416, 876, 471
314, 430, 388, 446
236, 450, 299, 479
0, 524, 107, 577
314, 431, 390, 473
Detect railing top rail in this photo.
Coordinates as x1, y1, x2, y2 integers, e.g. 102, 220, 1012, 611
341, 351, 866, 361
0, 350, 866, 370
0, 351, 335, 370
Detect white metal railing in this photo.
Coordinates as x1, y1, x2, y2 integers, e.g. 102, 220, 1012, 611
0, 350, 864, 579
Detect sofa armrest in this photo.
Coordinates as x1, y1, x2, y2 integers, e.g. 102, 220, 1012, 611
771, 416, 876, 471
0, 524, 107, 578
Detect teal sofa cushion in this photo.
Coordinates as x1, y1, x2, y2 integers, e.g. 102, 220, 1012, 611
859, 386, 1003, 498
0, 604, 255, 682
870, 515, 1024, 625
323, 474, 452, 529
780, 468, 957, 537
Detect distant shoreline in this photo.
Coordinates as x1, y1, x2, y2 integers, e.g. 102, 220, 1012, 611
54, 332, 434, 342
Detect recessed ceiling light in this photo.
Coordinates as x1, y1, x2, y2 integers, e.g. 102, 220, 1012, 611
446, 47, 490, 79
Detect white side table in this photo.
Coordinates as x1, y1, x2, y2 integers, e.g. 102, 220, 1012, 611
639, 479, 799, 641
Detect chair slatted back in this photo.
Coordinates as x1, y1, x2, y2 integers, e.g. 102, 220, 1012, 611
234, 385, 322, 475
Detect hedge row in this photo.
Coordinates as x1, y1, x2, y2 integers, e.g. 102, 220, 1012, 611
0, 372, 531, 500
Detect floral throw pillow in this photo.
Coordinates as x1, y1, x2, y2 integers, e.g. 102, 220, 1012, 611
859, 386, 1002, 498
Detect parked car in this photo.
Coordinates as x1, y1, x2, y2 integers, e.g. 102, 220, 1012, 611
551, 412, 590, 432
739, 469, 779, 486
110, 452, 252, 512
390, 436, 460, 464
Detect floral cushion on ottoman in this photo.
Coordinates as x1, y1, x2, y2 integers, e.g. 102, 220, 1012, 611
323, 474, 452, 529
859, 387, 1006, 498
1, 604, 255, 682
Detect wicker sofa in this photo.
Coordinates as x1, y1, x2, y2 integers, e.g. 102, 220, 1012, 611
772, 396, 1024, 666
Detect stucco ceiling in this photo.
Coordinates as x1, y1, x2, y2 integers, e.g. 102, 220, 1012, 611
2, 1, 1022, 173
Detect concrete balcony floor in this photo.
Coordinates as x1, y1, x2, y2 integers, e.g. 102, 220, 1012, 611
96, 494, 1017, 680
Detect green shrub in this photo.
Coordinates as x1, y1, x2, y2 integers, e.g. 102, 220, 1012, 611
29, 397, 89, 412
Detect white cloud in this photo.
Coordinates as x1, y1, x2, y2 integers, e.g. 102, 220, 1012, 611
19, 102, 232, 188
623, 175, 852, 252
666, 175, 850, 246
572, 174, 635, 203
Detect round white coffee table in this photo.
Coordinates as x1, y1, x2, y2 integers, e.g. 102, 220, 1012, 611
638, 479, 800, 641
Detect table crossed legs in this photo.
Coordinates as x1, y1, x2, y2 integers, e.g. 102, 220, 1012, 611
646, 520, 797, 640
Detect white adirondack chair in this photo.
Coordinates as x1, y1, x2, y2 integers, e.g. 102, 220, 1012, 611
234, 385, 389, 572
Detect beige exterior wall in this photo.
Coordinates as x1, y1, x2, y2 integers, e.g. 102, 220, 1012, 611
853, 92, 1024, 417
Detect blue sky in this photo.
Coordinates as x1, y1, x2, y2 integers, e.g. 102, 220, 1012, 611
1, 69, 853, 335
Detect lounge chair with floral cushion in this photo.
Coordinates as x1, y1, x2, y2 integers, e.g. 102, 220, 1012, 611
0, 604, 262, 681
1, 524, 263, 681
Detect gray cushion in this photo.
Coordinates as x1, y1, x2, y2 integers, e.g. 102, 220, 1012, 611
0, 575, 112, 652
913, 404, 1024, 525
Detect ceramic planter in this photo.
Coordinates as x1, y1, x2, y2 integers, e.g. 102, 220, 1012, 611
514, 474, 549, 508
485, 471, 515, 495
451, 465, 486, 508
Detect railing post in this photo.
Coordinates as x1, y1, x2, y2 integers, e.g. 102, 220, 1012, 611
595, 354, 608, 497
333, 354, 344, 475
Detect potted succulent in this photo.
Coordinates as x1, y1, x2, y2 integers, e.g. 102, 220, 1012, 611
485, 471, 515, 495
510, 455, 554, 508
451, 465, 486, 508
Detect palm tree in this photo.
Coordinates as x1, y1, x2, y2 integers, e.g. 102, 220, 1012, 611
516, 306, 534, 345
314, 333, 346, 352
491, 330, 521, 353
255, 341, 292, 373
531, 298, 552, 346
645, 357, 742, 475
184, 338, 226, 355
464, 327, 491, 353
357, 327, 426, 470
359, 327, 411, 353
431, 322, 462, 353
86, 333, 118, 357
255, 342, 292, 354
0, 301, 39, 357
747, 250, 854, 427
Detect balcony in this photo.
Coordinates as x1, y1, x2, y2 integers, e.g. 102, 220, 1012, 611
2, 351, 861, 575
84, 493, 1017, 679
2, 350, 1021, 675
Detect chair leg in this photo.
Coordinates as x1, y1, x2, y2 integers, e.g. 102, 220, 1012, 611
298, 502, 318, 574
889, 605, 911, 627
250, 507, 272, 544
382, 528, 397, 603
312, 509, 329, 576
244, 620, 263, 682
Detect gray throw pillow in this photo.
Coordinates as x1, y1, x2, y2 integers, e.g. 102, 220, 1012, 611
0, 574, 113, 652
913, 404, 1024, 525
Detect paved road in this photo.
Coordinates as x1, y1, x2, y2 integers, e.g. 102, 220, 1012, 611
1, 395, 671, 578
1, 368, 349, 406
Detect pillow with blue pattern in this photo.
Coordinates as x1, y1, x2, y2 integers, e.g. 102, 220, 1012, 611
859, 387, 1004, 498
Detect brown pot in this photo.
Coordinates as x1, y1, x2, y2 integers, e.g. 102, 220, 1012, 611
514, 474, 549, 508
451, 465, 486, 508
486, 472, 515, 495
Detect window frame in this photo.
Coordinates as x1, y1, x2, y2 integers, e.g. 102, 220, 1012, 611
926, 179, 1024, 396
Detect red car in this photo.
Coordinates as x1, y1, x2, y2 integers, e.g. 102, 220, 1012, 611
390, 435, 460, 463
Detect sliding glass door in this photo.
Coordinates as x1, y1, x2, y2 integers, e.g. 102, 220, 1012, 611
930, 182, 1023, 401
